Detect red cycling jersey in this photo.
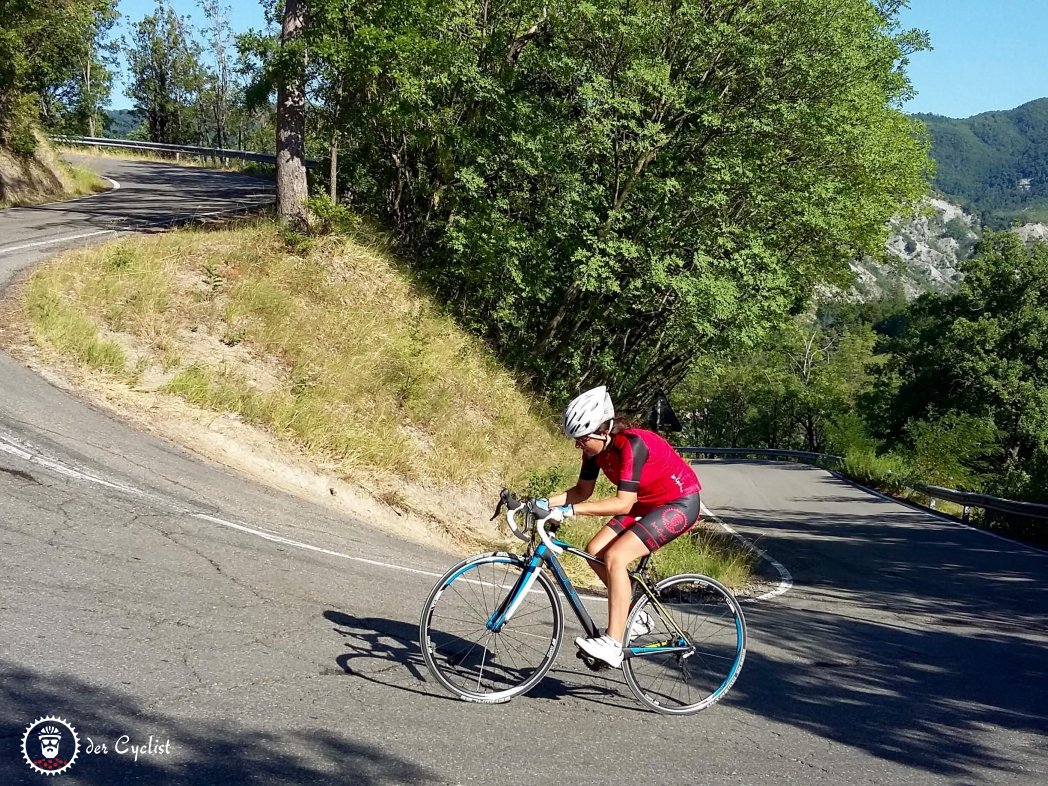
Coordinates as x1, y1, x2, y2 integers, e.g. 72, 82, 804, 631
579, 428, 701, 513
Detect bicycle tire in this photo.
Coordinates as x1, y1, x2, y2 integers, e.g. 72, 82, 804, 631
419, 552, 563, 703
621, 573, 747, 715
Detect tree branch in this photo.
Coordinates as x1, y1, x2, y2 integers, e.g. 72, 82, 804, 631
505, 6, 548, 65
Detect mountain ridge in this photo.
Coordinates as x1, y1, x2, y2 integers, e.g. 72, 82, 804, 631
915, 97, 1048, 227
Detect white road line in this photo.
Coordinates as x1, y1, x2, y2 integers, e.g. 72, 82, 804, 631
192, 513, 446, 579
1, 433, 612, 604
5, 432, 773, 608
0, 435, 144, 496
0, 229, 118, 257
190, 514, 605, 602
700, 501, 794, 601
0, 435, 524, 588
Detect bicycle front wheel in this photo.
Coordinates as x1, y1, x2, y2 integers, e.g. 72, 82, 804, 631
622, 573, 747, 715
419, 553, 563, 703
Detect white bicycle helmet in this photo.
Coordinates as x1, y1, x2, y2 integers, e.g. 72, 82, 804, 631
563, 385, 615, 438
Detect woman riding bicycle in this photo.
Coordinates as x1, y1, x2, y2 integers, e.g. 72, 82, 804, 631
542, 385, 702, 668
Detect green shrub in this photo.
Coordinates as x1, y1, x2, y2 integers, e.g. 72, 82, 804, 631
307, 195, 360, 236
905, 412, 998, 490
825, 412, 880, 456
840, 449, 912, 495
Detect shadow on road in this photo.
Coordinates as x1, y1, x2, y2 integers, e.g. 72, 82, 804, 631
703, 464, 1048, 779
323, 610, 643, 713
8, 159, 274, 237
0, 660, 434, 785
730, 603, 1048, 779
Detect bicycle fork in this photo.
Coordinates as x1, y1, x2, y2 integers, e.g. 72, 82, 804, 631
486, 554, 544, 632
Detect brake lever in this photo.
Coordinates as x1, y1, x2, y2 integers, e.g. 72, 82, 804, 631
491, 488, 522, 521
490, 496, 506, 522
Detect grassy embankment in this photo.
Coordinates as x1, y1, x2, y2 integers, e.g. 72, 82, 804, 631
56, 145, 275, 180
13, 219, 753, 588
836, 450, 972, 519
0, 137, 108, 208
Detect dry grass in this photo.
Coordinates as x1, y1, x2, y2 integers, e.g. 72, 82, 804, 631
1, 137, 108, 208
16, 219, 752, 587
22, 222, 575, 492
56, 145, 273, 178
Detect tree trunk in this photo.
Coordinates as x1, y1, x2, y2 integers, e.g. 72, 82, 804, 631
328, 133, 339, 201
84, 49, 95, 137
276, 0, 309, 228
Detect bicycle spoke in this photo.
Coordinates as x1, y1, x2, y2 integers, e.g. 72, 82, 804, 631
421, 556, 562, 702
622, 575, 746, 715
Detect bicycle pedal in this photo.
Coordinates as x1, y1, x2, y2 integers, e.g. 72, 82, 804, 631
576, 649, 611, 672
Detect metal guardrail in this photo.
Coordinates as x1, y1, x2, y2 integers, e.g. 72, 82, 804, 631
915, 484, 1048, 521
677, 446, 843, 465
53, 136, 319, 169
677, 445, 1048, 522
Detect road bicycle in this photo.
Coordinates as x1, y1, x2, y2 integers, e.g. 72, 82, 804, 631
419, 490, 747, 715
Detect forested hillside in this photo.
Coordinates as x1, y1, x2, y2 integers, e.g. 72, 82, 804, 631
917, 98, 1048, 226
104, 109, 142, 138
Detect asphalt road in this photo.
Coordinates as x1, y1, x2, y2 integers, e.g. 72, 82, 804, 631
0, 154, 273, 284
1, 157, 1047, 785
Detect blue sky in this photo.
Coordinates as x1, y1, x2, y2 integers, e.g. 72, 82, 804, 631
899, 1, 1048, 118
111, 0, 268, 108
110, 0, 1048, 120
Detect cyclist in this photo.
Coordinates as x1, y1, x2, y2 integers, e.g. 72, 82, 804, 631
541, 385, 702, 668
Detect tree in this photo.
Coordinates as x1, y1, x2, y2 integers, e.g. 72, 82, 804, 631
883, 231, 1048, 500
672, 316, 878, 452
38, 2, 119, 136
125, 0, 204, 144
275, 0, 308, 226
905, 413, 998, 490
0, 0, 117, 152
306, 0, 931, 408
198, 0, 235, 151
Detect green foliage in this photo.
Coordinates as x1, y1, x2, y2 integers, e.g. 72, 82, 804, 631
119, 1, 266, 151
306, 194, 360, 235
0, 0, 117, 150
942, 216, 977, 258
125, 0, 205, 144
673, 316, 879, 453
904, 413, 998, 490
521, 464, 578, 500
825, 412, 880, 457
878, 232, 1048, 502
918, 98, 1048, 227
303, 0, 930, 410
840, 448, 911, 495
104, 109, 143, 138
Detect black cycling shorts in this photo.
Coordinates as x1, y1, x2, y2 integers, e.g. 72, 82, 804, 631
607, 493, 701, 552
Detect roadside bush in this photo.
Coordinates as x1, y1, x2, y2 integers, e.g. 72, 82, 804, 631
307, 194, 360, 236
840, 449, 912, 495
904, 412, 998, 490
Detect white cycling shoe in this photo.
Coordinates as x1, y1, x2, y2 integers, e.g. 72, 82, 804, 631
628, 610, 652, 640
575, 634, 624, 668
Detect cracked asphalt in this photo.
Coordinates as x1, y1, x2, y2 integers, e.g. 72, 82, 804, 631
1, 156, 1047, 785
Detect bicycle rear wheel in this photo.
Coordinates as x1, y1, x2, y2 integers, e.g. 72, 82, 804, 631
621, 574, 746, 715
419, 553, 563, 703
